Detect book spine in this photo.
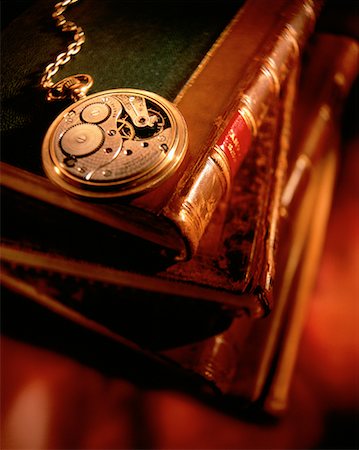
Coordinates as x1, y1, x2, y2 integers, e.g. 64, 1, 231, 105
164, 0, 323, 259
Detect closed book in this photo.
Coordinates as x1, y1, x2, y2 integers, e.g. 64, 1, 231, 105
1, 0, 323, 260
1, 60, 295, 319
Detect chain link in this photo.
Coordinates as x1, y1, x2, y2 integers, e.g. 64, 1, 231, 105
40, 0, 92, 102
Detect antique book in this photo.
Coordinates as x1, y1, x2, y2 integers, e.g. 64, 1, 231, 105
1, 66, 294, 320
2, 33, 358, 415
1, 0, 323, 260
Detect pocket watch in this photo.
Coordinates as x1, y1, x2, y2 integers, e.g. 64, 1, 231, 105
41, 0, 188, 198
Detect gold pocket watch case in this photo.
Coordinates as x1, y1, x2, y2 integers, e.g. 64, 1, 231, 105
42, 89, 188, 198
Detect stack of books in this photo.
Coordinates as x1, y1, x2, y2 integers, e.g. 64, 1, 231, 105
1, 0, 358, 413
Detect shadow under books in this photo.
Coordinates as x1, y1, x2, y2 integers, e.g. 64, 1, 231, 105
1, 287, 277, 423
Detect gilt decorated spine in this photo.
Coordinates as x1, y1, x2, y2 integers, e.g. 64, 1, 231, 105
165, 0, 323, 258
0, 0, 324, 261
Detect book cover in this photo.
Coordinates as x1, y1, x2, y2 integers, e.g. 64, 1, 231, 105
1, 0, 323, 260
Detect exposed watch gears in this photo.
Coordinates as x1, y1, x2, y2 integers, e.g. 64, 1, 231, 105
42, 88, 188, 197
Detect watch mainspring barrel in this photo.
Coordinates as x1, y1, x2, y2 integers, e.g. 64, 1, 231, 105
42, 89, 188, 198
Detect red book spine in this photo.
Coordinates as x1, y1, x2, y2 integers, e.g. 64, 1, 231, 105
164, 0, 322, 258
215, 112, 252, 175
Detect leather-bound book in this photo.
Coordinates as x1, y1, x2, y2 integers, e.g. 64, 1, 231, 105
1, 33, 358, 413
1, 0, 323, 259
0, 64, 294, 319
